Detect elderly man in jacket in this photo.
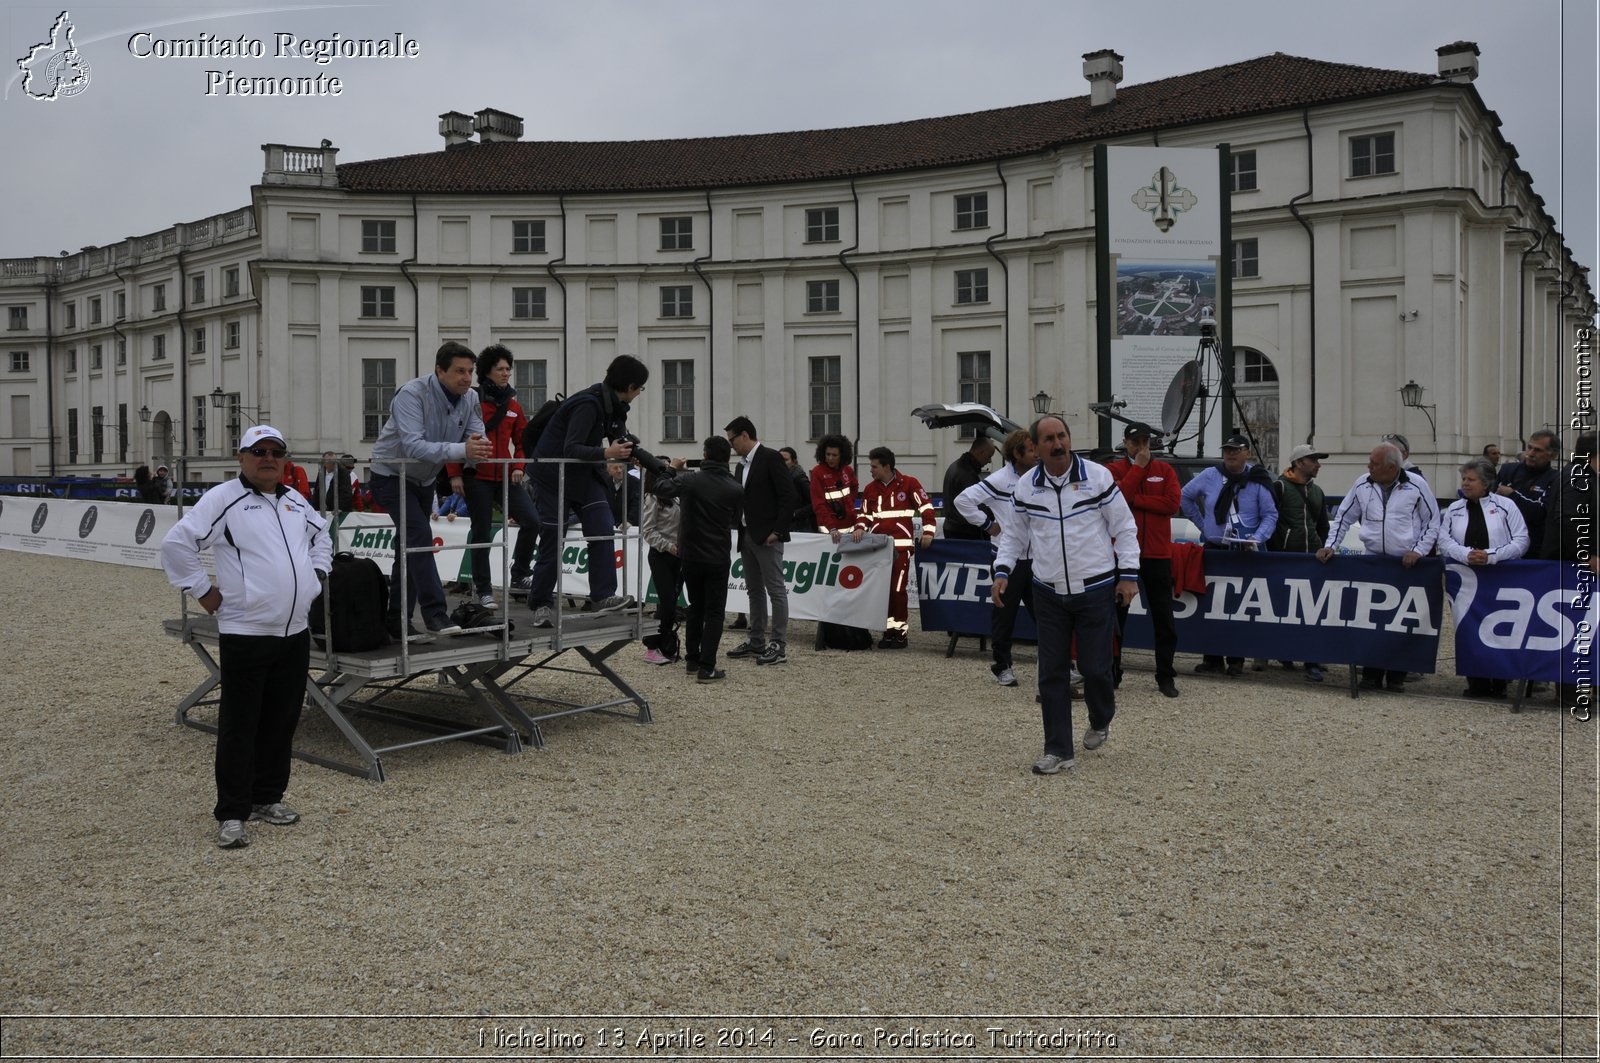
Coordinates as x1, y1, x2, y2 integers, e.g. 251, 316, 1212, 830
1317, 441, 1440, 692
161, 425, 332, 849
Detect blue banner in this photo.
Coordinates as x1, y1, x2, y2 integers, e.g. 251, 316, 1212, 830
1447, 560, 1594, 683
917, 544, 1444, 672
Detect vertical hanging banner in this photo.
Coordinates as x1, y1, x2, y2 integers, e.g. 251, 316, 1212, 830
1095, 144, 1230, 458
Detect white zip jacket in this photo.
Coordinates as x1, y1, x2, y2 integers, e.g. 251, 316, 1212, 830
954, 460, 1032, 560
1324, 471, 1440, 557
993, 455, 1140, 595
161, 476, 333, 637
1438, 494, 1529, 564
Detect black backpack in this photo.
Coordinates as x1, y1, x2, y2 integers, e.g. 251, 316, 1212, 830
820, 622, 873, 651
520, 393, 566, 458
309, 552, 390, 652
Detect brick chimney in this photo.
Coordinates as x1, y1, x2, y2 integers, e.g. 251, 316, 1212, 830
1082, 49, 1124, 107
1436, 41, 1479, 83
438, 111, 473, 147
474, 108, 524, 143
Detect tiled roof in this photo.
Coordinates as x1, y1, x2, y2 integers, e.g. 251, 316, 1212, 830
336, 53, 1440, 194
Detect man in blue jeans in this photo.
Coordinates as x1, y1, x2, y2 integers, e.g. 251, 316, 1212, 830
369, 342, 492, 640
991, 416, 1140, 775
526, 355, 649, 626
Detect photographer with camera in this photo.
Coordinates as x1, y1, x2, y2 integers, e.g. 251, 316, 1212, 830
524, 355, 648, 626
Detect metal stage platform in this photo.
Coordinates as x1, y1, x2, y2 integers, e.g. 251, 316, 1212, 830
164, 608, 652, 782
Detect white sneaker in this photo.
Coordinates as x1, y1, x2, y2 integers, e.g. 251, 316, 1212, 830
477, 593, 498, 610
1082, 726, 1109, 751
995, 667, 1018, 687
217, 819, 250, 848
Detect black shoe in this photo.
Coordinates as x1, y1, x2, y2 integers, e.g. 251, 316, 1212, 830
1359, 677, 1383, 691
755, 643, 788, 666
725, 641, 761, 659
1386, 678, 1406, 693
1157, 678, 1179, 699
1194, 662, 1225, 675
731, 614, 748, 630
878, 634, 907, 649
684, 658, 702, 675
696, 668, 726, 683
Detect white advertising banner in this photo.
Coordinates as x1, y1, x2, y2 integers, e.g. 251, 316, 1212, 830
1103, 145, 1225, 458
0, 496, 186, 570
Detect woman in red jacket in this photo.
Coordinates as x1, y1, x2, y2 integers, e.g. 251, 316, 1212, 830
809, 434, 859, 542
446, 344, 541, 608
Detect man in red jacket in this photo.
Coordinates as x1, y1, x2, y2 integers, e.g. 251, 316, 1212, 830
852, 446, 935, 648
1102, 422, 1181, 698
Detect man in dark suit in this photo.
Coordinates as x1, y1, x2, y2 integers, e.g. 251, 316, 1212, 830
311, 450, 355, 513
724, 415, 796, 666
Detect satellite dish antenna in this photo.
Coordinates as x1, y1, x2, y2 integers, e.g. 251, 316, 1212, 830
1161, 361, 1203, 437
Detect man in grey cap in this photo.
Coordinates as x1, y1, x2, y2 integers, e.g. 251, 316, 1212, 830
1268, 443, 1330, 681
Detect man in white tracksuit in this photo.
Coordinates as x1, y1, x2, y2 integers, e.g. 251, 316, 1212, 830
161, 425, 332, 849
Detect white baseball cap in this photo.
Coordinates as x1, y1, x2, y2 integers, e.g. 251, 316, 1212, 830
239, 425, 287, 451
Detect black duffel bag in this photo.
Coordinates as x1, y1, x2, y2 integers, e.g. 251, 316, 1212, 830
309, 551, 390, 651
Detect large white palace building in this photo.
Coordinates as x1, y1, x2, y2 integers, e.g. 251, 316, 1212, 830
1, 42, 1592, 490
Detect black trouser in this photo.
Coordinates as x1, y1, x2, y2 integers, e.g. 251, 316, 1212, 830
992, 558, 1035, 674
682, 557, 731, 670
461, 469, 540, 593
214, 630, 310, 822
1202, 543, 1244, 669
1115, 556, 1176, 682
646, 547, 682, 648
370, 473, 451, 629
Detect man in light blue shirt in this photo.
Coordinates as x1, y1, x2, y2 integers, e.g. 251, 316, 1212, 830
369, 342, 491, 639
1178, 433, 1278, 676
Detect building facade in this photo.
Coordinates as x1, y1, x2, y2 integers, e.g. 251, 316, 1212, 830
2, 43, 1592, 490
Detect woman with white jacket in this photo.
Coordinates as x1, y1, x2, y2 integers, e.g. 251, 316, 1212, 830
1440, 457, 1529, 697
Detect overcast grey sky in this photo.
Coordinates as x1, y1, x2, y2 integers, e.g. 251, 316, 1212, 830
2, 0, 1595, 285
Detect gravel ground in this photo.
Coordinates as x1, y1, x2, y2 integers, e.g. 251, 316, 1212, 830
1, 550, 1595, 1061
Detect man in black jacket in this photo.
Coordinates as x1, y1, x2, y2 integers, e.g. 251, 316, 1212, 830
652, 436, 745, 682
941, 435, 994, 540
725, 415, 796, 666
526, 355, 648, 625
1498, 430, 1560, 557
311, 451, 355, 513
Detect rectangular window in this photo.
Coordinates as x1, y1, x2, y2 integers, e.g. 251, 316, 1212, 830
64, 302, 77, 328
91, 405, 104, 463
225, 393, 242, 452
660, 285, 694, 318
192, 396, 207, 456
659, 216, 694, 251
114, 291, 126, 320
806, 279, 841, 313
116, 337, 126, 366
67, 408, 78, 464
955, 192, 989, 230
809, 356, 842, 440
512, 219, 547, 254
513, 359, 547, 407
152, 284, 165, 312
88, 296, 101, 324
512, 286, 547, 319
8, 307, 27, 330
805, 207, 840, 243
1350, 131, 1396, 177
360, 286, 396, 318
958, 351, 992, 410
191, 327, 206, 355
190, 274, 205, 303
362, 219, 397, 253
1231, 150, 1258, 192
224, 267, 240, 297
8, 351, 28, 372
662, 359, 695, 441
90, 344, 102, 370
955, 268, 989, 304
362, 358, 396, 440
152, 334, 166, 360
224, 321, 240, 349
118, 403, 128, 464
1232, 238, 1260, 279
65, 347, 77, 374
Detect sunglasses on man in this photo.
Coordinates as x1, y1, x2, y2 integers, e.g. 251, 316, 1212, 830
246, 446, 288, 459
